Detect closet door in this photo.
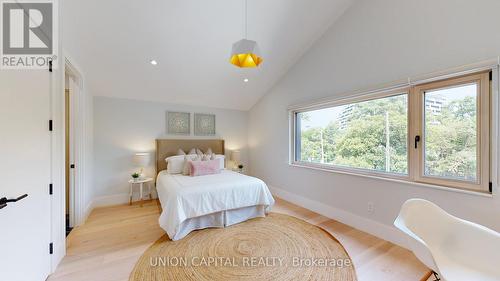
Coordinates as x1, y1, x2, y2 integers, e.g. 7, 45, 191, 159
0, 70, 51, 281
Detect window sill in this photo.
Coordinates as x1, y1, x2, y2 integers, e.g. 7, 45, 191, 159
289, 162, 494, 198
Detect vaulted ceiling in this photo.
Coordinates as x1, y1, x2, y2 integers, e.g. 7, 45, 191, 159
63, 0, 354, 110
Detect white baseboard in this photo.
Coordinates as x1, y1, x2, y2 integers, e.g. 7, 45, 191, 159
92, 193, 131, 208
83, 199, 94, 223
269, 185, 408, 249
91, 190, 157, 208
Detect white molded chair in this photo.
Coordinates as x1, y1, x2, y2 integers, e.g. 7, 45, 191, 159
394, 199, 500, 281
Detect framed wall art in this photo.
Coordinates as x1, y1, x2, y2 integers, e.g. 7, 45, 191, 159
194, 113, 216, 136
166, 111, 190, 135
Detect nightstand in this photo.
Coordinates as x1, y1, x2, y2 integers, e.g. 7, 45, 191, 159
128, 178, 153, 206
232, 169, 244, 174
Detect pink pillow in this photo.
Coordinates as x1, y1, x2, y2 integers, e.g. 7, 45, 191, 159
189, 159, 221, 176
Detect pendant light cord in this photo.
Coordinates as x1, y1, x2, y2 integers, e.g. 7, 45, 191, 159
245, 0, 248, 39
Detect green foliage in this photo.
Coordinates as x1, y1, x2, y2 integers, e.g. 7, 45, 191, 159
424, 96, 477, 180
299, 95, 477, 180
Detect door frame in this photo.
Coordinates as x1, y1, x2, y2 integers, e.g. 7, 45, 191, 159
64, 57, 86, 227
66, 67, 78, 229
50, 53, 90, 272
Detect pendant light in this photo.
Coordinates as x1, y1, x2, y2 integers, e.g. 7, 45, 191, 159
230, 0, 263, 68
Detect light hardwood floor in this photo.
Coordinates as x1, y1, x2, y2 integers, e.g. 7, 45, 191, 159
48, 198, 431, 281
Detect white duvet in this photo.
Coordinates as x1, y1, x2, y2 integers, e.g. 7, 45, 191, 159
156, 170, 275, 239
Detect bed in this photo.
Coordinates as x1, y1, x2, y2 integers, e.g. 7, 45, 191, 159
155, 139, 275, 241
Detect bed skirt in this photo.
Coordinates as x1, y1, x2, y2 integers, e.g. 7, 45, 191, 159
172, 205, 266, 241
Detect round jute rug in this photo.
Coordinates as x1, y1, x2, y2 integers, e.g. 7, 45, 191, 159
129, 213, 357, 281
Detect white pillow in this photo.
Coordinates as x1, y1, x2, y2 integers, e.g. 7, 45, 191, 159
177, 149, 186, 155
182, 156, 190, 175
169, 154, 224, 173
166, 155, 187, 174
202, 153, 213, 161
196, 148, 203, 156
205, 148, 213, 155
214, 154, 225, 170
188, 148, 196, 155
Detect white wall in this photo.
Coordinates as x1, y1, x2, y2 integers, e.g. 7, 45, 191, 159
62, 2, 95, 226
249, 0, 500, 246
93, 96, 248, 205
78, 74, 95, 222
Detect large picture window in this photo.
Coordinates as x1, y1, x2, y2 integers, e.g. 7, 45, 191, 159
292, 71, 491, 193
295, 93, 408, 175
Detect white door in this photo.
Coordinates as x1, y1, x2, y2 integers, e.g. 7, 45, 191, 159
0, 70, 51, 281
68, 76, 77, 227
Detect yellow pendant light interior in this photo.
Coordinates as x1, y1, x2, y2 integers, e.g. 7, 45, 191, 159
230, 0, 262, 68
230, 39, 263, 68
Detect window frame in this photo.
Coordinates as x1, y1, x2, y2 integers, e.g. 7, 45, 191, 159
410, 72, 490, 192
290, 71, 492, 194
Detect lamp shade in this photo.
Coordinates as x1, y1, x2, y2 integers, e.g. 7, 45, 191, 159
231, 150, 241, 164
230, 39, 263, 68
133, 152, 150, 167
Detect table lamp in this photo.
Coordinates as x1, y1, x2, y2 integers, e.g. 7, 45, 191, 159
231, 150, 241, 171
133, 152, 150, 179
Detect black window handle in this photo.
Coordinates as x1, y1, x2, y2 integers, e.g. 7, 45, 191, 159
0, 203, 6, 209
414, 135, 421, 149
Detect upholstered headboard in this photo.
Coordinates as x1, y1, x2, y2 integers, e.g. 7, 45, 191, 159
155, 139, 225, 174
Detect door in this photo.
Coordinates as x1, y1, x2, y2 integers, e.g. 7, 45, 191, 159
68, 76, 77, 228
65, 89, 70, 228
65, 87, 75, 232
0, 70, 51, 281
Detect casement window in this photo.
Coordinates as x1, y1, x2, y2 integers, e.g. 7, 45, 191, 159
291, 71, 492, 193
411, 72, 490, 191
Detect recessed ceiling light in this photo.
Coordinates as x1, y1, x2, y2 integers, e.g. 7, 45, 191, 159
243, 78, 249, 82
150, 60, 158, 65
